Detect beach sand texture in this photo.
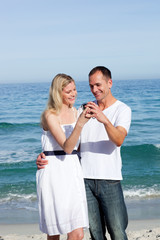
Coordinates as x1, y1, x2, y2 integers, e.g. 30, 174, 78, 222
0, 220, 160, 240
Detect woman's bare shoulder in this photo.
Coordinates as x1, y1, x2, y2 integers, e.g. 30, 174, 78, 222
44, 109, 57, 118
43, 110, 59, 126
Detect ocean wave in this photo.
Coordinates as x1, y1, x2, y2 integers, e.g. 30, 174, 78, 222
1, 187, 160, 210
154, 144, 160, 149
122, 144, 160, 161
123, 143, 160, 150
0, 149, 40, 164
124, 185, 160, 199
0, 122, 40, 129
0, 193, 37, 204
0, 193, 38, 212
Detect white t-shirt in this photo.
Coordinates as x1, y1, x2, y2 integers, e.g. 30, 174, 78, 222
79, 100, 131, 180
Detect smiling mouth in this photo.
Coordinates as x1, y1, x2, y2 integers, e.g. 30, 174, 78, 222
94, 93, 100, 97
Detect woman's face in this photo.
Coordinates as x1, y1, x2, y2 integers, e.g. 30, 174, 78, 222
62, 81, 77, 106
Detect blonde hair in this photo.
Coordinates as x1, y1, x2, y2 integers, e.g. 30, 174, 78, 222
41, 73, 75, 127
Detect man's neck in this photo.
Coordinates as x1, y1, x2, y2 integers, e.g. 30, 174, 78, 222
97, 95, 117, 111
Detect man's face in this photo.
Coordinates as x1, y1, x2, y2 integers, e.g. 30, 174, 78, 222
89, 71, 112, 102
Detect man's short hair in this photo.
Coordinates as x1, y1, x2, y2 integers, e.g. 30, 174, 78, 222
89, 66, 112, 79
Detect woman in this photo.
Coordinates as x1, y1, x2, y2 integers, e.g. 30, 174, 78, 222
36, 73, 89, 240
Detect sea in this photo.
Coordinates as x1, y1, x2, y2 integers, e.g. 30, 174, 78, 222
0, 79, 160, 224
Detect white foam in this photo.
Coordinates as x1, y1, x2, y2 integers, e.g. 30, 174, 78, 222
0, 193, 37, 203
0, 150, 35, 163
0, 193, 38, 211
154, 144, 160, 149
124, 185, 160, 199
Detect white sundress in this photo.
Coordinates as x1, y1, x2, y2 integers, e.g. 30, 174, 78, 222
36, 122, 89, 236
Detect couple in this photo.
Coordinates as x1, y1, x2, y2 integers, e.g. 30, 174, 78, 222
36, 66, 132, 240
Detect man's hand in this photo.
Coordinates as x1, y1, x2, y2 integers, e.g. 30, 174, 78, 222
85, 102, 105, 122
36, 152, 48, 169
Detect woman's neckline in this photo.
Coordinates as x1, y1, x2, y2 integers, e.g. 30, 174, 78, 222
60, 121, 76, 126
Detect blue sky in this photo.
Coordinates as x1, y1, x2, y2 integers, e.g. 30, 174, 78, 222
0, 0, 160, 83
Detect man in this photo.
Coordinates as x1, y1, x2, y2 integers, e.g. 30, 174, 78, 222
37, 66, 131, 240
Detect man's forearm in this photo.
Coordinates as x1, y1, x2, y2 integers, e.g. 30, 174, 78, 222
104, 118, 126, 147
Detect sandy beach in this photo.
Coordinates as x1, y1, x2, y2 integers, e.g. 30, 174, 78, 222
0, 219, 160, 240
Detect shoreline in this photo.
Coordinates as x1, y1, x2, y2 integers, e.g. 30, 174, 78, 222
1, 197, 160, 224
0, 198, 160, 239
0, 219, 160, 240
0, 219, 160, 234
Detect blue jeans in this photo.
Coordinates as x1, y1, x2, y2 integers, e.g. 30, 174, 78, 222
84, 179, 128, 240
